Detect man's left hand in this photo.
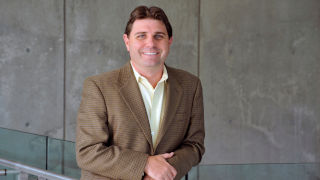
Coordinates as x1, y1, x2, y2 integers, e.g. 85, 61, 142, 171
143, 175, 155, 180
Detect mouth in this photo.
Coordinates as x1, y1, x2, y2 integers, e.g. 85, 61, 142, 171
143, 52, 159, 55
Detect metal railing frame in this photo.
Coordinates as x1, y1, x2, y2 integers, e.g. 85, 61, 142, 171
0, 158, 77, 180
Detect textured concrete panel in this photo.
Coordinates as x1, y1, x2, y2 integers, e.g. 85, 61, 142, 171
200, 0, 320, 164
65, 0, 199, 141
199, 163, 320, 180
0, 1, 64, 138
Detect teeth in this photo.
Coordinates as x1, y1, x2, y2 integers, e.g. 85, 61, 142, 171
143, 52, 157, 55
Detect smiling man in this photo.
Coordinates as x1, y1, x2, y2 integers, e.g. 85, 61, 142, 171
76, 6, 205, 180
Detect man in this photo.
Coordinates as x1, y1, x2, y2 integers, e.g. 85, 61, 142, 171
76, 6, 205, 180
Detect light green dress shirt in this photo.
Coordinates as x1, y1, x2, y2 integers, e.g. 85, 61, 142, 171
131, 63, 168, 147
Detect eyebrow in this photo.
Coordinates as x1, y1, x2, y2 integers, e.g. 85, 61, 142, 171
154, 32, 167, 35
134, 32, 167, 36
134, 32, 147, 35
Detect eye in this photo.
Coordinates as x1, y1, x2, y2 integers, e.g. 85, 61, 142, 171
136, 34, 145, 39
154, 34, 164, 40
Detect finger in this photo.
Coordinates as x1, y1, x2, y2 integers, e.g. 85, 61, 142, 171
168, 164, 177, 179
167, 172, 175, 180
156, 160, 175, 180
161, 152, 174, 159
143, 176, 151, 180
158, 160, 176, 179
162, 157, 177, 178
143, 174, 154, 180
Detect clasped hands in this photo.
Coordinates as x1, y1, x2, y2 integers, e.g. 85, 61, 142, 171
143, 152, 177, 180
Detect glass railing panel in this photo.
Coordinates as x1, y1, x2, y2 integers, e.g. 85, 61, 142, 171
47, 138, 81, 179
198, 163, 320, 180
186, 166, 198, 180
0, 128, 46, 169
2, 127, 319, 180
0, 165, 17, 180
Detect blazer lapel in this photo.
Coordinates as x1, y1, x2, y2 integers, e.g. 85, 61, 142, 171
118, 63, 153, 149
155, 69, 183, 149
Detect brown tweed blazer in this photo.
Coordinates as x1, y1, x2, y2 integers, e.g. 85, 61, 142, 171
76, 62, 205, 180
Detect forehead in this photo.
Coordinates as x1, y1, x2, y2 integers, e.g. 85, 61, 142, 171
131, 18, 168, 34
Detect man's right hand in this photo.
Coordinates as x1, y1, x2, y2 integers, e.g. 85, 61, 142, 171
144, 152, 177, 180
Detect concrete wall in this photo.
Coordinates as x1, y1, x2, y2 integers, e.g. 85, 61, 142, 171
201, 0, 320, 164
1, 0, 319, 166
0, 0, 64, 138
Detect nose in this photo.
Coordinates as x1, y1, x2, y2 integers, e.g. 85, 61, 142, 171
145, 36, 156, 47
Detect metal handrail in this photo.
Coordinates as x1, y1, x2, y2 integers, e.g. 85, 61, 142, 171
0, 158, 77, 180
0, 169, 20, 175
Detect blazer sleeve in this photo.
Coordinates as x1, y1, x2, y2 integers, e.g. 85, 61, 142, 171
166, 78, 205, 180
76, 77, 148, 180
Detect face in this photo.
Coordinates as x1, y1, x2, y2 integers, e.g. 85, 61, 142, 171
123, 18, 173, 71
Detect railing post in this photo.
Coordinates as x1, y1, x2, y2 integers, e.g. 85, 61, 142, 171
18, 172, 28, 180
0, 169, 7, 176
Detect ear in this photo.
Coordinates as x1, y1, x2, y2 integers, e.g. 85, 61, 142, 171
168, 36, 173, 46
123, 34, 130, 51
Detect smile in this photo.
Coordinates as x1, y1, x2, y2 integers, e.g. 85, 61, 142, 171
143, 52, 158, 55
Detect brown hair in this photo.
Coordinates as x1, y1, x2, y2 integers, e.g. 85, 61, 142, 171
124, 6, 172, 38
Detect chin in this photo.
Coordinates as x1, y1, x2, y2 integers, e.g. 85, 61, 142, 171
143, 62, 162, 68
141, 59, 162, 66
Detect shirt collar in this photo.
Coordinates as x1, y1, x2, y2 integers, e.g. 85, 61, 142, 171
130, 61, 168, 84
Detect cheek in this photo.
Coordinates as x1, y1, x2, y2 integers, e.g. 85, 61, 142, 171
129, 45, 141, 57
161, 45, 170, 54
132, 44, 143, 52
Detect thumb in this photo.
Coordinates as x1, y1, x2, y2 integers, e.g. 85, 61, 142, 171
160, 152, 174, 159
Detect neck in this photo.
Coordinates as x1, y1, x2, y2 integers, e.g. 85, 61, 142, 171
131, 62, 164, 88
